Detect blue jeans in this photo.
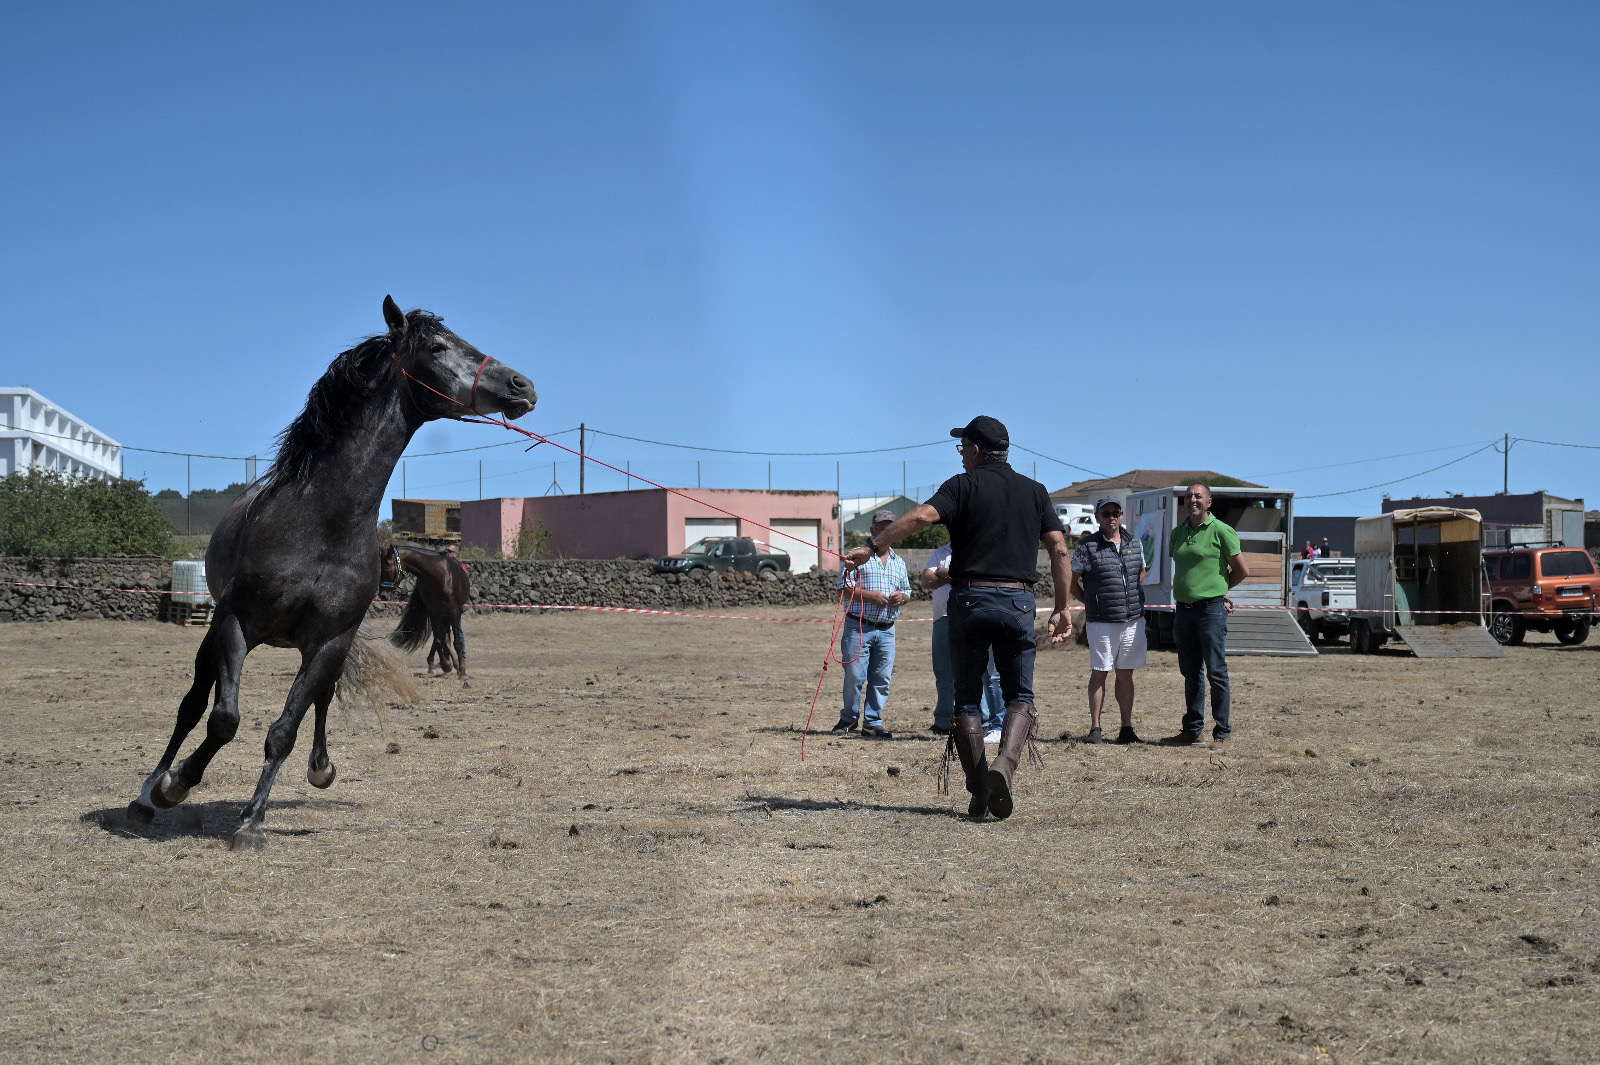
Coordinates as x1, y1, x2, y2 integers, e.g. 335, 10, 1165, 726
840, 620, 897, 727
1174, 597, 1231, 738
931, 616, 1004, 730
948, 586, 1037, 715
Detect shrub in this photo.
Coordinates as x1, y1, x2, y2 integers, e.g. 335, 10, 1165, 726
0, 469, 177, 558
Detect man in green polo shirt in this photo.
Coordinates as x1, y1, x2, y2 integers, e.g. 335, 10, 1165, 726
1161, 482, 1249, 748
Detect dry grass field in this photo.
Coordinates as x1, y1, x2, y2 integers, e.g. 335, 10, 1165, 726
1, 606, 1596, 1064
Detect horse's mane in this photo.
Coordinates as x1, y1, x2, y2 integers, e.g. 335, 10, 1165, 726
264, 311, 445, 488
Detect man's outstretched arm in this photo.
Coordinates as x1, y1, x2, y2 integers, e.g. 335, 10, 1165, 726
841, 505, 939, 568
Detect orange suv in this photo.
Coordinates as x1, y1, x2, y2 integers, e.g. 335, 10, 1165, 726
1483, 547, 1598, 645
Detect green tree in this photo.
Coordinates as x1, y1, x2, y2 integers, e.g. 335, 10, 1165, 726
898, 523, 949, 548
190, 481, 250, 500
0, 469, 177, 558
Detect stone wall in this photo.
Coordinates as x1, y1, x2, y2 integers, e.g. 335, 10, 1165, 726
0, 556, 1058, 624
0, 557, 173, 622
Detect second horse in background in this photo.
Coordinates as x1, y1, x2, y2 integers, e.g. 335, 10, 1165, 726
384, 546, 473, 685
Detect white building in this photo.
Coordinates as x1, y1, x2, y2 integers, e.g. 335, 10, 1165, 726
0, 387, 123, 480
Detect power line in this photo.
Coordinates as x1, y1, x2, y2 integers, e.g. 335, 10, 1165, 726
12, 424, 581, 463
402, 426, 579, 458
1009, 445, 1106, 478
8, 426, 254, 461
1298, 442, 1499, 499
586, 428, 951, 457
1247, 439, 1496, 479
1515, 437, 1600, 451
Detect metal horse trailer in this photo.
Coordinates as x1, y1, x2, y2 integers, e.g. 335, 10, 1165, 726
1129, 485, 1316, 657
1349, 507, 1505, 658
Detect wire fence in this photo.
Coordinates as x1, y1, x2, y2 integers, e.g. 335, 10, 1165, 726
19, 424, 1599, 514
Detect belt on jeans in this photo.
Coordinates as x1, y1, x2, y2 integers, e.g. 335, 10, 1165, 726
953, 580, 1030, 589
1176, 596, 1225, 607
846, 615, 895, 629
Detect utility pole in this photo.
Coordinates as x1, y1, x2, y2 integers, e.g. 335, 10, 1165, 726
902, 461, 906, 499
768, 461, 772, 491
1503, 432, 1510, 495
697, 461, 701, 489
402, 461, 407, 498
185, 454, 191, 536
478, 459, 483, 500
579, 423, 586, 494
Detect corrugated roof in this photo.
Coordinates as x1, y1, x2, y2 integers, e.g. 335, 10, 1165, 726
1050, 470, 1262, 500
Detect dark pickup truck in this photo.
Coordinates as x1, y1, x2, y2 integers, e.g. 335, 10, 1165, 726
654, 537, 790, 578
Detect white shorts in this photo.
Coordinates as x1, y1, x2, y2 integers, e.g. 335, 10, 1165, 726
1087, 618, 1147, 672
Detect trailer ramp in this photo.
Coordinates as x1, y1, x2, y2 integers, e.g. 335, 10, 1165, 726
1226, 608, 1318, 657
1394, 624, 1506, 659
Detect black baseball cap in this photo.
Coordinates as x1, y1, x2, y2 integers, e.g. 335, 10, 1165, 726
951, 415, 1009, 452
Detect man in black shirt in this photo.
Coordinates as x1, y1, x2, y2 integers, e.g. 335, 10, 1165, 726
842, 415, 1073, 820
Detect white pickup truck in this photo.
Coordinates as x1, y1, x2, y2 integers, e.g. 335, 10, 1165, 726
1054, 503, 1097, 540
1289, 557, 1357, 642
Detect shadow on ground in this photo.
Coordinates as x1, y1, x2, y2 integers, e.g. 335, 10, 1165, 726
739, 793, 966, 820
81, 797, 359, 842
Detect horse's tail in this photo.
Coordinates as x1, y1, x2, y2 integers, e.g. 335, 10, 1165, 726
338, 629, 420, 708
389, 585, 431, 653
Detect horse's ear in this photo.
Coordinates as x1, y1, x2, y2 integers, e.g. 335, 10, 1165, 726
382, 295, 408, 336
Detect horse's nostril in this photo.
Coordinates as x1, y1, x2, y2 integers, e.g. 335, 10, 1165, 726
512, 376, 529, 390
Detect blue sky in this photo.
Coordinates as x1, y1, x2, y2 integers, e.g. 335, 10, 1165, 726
3, 2, 1595, 515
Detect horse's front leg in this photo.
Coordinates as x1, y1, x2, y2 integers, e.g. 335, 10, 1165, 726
232, 630, 354, 851
148, 609, 248, 811
130, 623, 224, 821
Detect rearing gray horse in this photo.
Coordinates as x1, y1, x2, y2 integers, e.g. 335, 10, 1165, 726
129, 296, 537, 850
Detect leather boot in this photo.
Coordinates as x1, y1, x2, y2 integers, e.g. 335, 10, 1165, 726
986, 702, 1038, 820
952, 713, 989, 818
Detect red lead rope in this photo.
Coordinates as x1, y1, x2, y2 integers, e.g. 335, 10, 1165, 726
388, 344, 861, 758
388, 345, 844, 561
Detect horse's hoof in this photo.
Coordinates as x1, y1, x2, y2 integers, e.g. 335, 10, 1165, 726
307, 763, 337, 789
126, 799, 156, 824
459, 677, 471, 689
230, 826, 268, 852
149, 772, 190, 809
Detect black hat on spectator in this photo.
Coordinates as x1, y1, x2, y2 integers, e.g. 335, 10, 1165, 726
951, 415, 1009, 452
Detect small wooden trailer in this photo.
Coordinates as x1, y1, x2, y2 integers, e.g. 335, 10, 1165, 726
1128, 485, 1316, 657
1349, 507, 1505, 658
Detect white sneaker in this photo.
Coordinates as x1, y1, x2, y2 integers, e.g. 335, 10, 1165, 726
984, 728, 1001, 744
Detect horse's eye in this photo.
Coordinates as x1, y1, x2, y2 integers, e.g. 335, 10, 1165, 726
431, 341, 448, 353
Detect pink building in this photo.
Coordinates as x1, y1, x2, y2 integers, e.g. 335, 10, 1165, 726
459, 488, 842, 572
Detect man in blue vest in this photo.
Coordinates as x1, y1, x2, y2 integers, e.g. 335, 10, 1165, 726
1070, 497, 1148, 744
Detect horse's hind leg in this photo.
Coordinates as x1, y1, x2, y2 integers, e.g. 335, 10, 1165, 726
452, 614, 469, 688
233, 630, 354, 851
431, 617, 454, 675
129, 625, 224, 821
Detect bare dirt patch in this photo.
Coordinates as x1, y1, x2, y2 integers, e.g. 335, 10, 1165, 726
1, 609, 1596, 1063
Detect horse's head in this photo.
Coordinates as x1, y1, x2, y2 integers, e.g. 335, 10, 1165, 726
383, 295, 537, 421
379, 545, 400, 590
